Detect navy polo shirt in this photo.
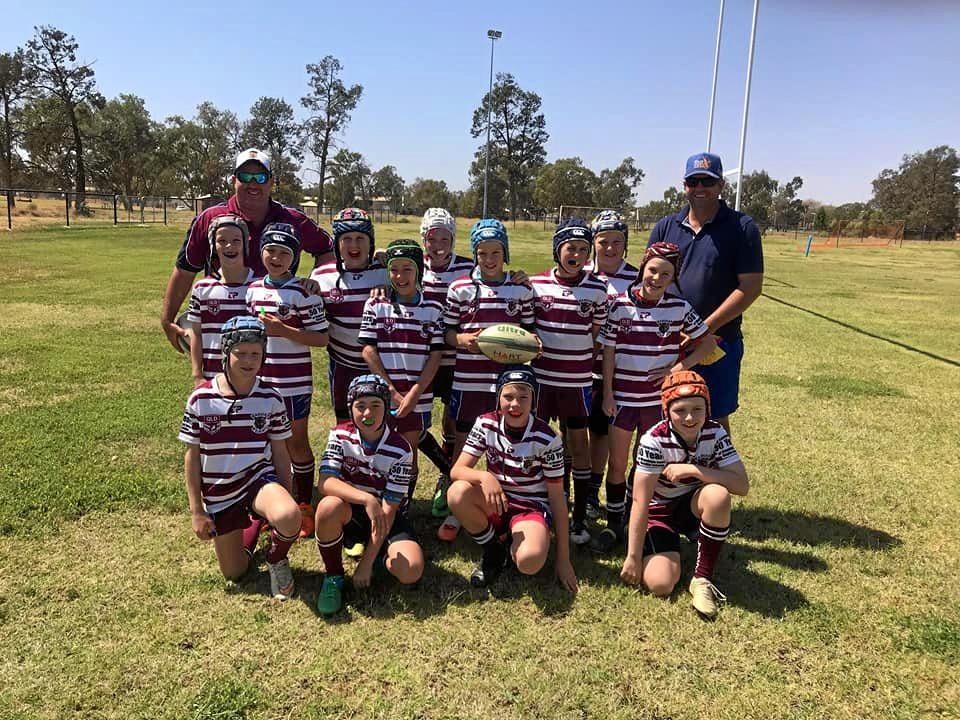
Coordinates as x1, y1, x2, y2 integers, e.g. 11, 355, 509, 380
647, 200, 763, 341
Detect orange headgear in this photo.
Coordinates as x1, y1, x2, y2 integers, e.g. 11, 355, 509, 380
660, 370, 711, 418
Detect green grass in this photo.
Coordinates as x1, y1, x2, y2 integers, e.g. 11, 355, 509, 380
1, 222, 959, 719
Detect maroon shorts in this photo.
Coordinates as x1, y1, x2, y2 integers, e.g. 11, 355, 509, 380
536, 385, 591, 424
611, 404, 663, 434
390, 410, 431, 434
489, 506, 550, 541
449, 389, 498, 428
207, 474, 277, 536
642, 493, 701, 557
328, 356, 367, 420
432, 366, 454, 402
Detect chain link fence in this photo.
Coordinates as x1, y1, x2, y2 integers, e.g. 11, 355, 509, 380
2, 188, 200, 230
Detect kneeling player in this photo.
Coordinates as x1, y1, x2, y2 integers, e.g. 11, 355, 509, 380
448, 366, 578, 593
314, 375, 424, 615
179, 317, 302, 600
620, 371, 748, 619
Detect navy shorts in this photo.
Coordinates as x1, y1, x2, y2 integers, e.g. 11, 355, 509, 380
343, 503, 418, 553
282, 393, 312, 421
694, 336, 743, 419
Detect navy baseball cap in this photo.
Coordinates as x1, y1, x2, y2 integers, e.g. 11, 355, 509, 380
684, 152, 723, 180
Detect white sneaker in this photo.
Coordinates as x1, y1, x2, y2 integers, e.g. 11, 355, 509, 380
689, 576, 726, 619
569, 519, 591, 545
267, 558, 295, 600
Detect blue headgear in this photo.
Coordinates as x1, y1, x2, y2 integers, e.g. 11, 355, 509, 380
590, 210, 629, 251
260, 222, 301, 274
552, 217, 593, 264
495, 364, 539, 408
469, 218, 509, 263
219, 316, 267, 390
332, 207, 375, 275
347, 373, 392, 431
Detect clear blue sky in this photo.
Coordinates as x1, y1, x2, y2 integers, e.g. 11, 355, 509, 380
3, 0, 958, 205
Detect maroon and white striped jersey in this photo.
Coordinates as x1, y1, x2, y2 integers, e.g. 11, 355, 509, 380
463, 412, 564, 514
530, 269, 609, 388
423, 254, 473, 367
319, 421, 413, 506
584, 259, 639, 380
599, 291, 709, 409
443, 272, 535, 393
186, 270, 257, 378
246, 277, 328, 397
310, 262, 388, 369
178, 377, 292, 515
634, 419, 741, 506
358, 296, 446, 415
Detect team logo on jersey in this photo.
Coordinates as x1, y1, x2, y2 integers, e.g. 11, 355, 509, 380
520, 455, 535, 473
505, 300, 520, 317
328, 288, 344, 303
228, 291, 239, 299
251, 413, 269, 434
207, 299, 221, 315
308, 305, 325, 321
486, 448, 502, 465
538, 295, 554, 310
342, 455, 361, 475
577, 299, 594, 317
420, 320, 438, 340
352, 273, 364, 281
619, 318, 632, 332
200, 415, 221, 434
383, 317, 396, 334
656, 320, 671, 338
277, 304, 291, 318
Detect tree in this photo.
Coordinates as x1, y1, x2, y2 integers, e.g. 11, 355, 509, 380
372, 164, 405, 210
770, 176, 804, 229
242, 97, 302, 204
407, 178, 451, 214
327, 149, 372, 209
872, 146, 959, 235
533, 157, 597, 212
301, 56, 363, 212
470, 73, 548, 219
595, 157, 645, 209
25, 26, 103, 209
0, 48, 35, 201
737, 170, 779, 231
17, 94, 81, 189
165, 102, 241, 196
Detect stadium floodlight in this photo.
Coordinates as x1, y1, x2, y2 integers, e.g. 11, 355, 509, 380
482, 29, 502, 219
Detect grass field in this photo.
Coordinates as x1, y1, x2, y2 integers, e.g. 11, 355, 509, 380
1, 220, 959, 719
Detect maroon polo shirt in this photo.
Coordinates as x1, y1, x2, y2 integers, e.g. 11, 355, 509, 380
175, 195, 333, 276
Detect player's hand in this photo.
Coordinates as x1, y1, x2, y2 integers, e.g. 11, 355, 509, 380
510, 269, 531, 287
353, 560, 374, 589
480, 473, 508, 516
533, 333, 544, 360
620, 554, 643, 586
395, 391, 417, 418
556, 558, 579, 593
259, 312, 288, 338
299, 277, 321, 295
373, 249, 388, 267
365, 497, 389, 541
662, 463, 698, 484
191, 512, 216, 541
603, 393, 617, 419
369, 286, 388, 299
646, 364, 673, 382
163, 320, 187, 353
459, 330, 482, 354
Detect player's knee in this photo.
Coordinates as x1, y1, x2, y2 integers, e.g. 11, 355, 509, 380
272, 499, 302, 535
700, 483, 731, 511
514, 544, 548, 575
645, 576, 677, 597
446, 480, 475, 511
315, 495, 346, 523
389, 552, 424, 584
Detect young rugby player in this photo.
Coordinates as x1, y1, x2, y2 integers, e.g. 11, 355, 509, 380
246, 223, 329, 538
186, 215, 256, 387
359, 239, 445, 511
314, 374, 423, 616
620, 371, 748, 619
438, 219, 536, 541
583, 211, 638, 519
179, 316, 302, 600
530, 218, 609, 545
448, 365, 578, 592
593, 242, 716, 554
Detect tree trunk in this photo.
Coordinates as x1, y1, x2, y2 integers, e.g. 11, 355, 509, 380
67, 104, 85, 210
317, 128, 332, 214
1, 96, 13, 207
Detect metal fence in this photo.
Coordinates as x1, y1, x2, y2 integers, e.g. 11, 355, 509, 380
1, 188, 200, 230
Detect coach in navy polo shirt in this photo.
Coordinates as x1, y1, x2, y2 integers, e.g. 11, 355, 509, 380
160, 148, 335, 352
647, 152, 763, 431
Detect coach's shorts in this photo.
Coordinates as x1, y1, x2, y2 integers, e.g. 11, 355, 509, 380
328, 356, 367, 420
611, 404, 663, 434
343, 503, 418, 553
391, 409, 432, 435
450, 388, 497, 432
432, 366, 454, 403
282, 393, 312, 421
694, 336, 744, 419
207, 474, 278, 536
537, 385, 591, 429
642, 493, 700, 558
489, 506, 550, 542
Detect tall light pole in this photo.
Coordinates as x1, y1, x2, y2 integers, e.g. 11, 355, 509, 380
482, 29, 502, 219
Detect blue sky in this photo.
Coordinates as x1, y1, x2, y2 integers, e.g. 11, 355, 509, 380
3, 0, 958, 204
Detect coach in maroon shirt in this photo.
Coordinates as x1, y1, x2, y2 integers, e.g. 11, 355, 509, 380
161, 148, 335, 352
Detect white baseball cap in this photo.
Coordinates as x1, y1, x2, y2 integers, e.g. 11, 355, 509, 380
234, 148, 272, 174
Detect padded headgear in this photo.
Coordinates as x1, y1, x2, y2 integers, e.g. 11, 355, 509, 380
260, 222, 302, 275
661, 370, 711, 418
207, 215, 250, 266
347, 374, 392, 431
219, 316, 267, 377
332, 208, 375, 273
469, 218, 509, 263
552, 217, 593, 264
590, 210, 629, 250
640, 242, 682, 280
420, 208, 457, 248
385, 239, 425, 292
495, 364, 540, 408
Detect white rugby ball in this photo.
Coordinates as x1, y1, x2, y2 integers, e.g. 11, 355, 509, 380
477, 324, 540, 364
175, 312, 191, 352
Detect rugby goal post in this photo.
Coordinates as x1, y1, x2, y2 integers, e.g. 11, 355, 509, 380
827, 219, 905, 248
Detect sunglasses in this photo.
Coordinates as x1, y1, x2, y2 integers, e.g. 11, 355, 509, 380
236, 171, 270, 184
685, 176, 719, 188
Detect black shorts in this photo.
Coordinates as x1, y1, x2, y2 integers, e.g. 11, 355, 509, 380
588, 379, 609, 436
343, 503, 418, 553
432, 366, 454, 403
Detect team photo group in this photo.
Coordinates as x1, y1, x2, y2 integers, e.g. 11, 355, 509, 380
161, 146, 764, 620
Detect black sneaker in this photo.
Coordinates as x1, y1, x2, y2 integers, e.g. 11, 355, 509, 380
470, 540, 509, 588
589, 527, 622, 554
569, 519, 591, 545
585, 494, 602, 520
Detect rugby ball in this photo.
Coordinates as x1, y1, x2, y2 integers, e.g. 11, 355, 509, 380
477, 324, 541, 364
175, 312, 191, 353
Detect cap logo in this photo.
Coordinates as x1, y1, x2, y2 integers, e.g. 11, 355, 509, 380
694, 156, 711, 169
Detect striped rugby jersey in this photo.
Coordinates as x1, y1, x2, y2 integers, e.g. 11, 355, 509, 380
599, 290, 709, 408
423, 254, 474, 367
443, 272, 535, 393
310, 262, 389, 369
530, 269, 609, 388
634, 419, 741, 506
584, 259, 640, 380
186, 269, 257, 378
319, 421, 413, 506
178, 377, 292, 515
357, 295, 446, 415
246, 277, 328, 397
462, 412, 564, 514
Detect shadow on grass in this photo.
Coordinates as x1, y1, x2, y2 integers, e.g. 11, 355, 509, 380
733, 506, 902, 551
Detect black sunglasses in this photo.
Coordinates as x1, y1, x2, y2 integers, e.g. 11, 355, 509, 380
685, 176, 719, 188
236, 171, 270, 184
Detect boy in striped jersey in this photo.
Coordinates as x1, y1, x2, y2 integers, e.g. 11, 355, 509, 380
530, 218, 609, 545
360, 240, 445, 511
246, 223, 329, 538
583, 211, 639, 519
314, 375, 423, 616
620, 371, 748, 619
179, 317, 302, 600
186, 215, 257, 386
310, 208, 388, 421
593, 242, 717, 554
448, 366, 578, 592
438, 219, 536, 541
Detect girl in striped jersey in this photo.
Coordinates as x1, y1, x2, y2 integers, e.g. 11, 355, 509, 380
592, 242, 717, 554
448, 366, 578, 592
621, 371, 748, 619
186, 215, 257, 386
179, 317, 302, 600
246, 224, 329, 538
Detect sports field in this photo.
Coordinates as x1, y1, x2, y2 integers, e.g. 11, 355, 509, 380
1, 221, 958, 719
